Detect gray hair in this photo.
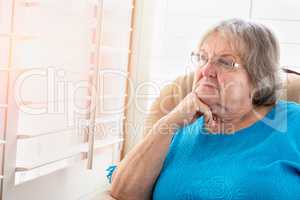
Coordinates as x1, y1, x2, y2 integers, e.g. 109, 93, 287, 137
199, 18, 281, 106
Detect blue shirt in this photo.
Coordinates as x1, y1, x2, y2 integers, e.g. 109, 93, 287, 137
152, 100, 300, 200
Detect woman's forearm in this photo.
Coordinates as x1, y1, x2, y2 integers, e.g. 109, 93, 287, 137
110, 116, 177, 200
110, 91, 212, 200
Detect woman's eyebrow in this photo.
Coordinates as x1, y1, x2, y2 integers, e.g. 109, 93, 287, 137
218, 53, 236, 57
198, 49, 237, 57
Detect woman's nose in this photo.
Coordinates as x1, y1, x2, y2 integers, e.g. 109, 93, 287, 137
201, 61, 217, 78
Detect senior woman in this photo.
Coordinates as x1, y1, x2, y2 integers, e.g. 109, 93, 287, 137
108, 19, 300, 199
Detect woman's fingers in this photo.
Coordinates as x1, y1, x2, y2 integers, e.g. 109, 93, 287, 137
167, 89, 216, 128
191, 91, 215, 126
190, 111, 202, 123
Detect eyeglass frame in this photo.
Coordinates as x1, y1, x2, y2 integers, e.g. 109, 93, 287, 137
190, 50, 243, 72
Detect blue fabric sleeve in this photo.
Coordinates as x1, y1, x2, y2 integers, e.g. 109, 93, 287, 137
105, 165, 117, 184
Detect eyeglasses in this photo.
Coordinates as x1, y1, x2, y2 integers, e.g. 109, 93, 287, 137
190, 50, 242, 72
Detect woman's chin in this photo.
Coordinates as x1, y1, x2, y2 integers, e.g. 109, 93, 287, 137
200, 97, 220, 107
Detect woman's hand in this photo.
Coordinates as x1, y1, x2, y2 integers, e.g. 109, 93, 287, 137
165, 91, 215, 128
165, 69, 216, 129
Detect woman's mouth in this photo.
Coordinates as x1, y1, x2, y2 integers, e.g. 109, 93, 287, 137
202, 83, 217, 89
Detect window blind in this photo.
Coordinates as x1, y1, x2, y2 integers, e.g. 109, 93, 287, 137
1, 0, 134, 189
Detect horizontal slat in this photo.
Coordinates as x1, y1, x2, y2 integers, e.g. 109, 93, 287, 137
16, 128, 85, 173
5, 66, 41, 72
97, 94, 128, 99
0, 140, 6, 144
99, 71, 128, 98
94, 119, 124, 140
103, 11, 131, 31
99, 49, 129, 71
15, 151, 82, 172
15, 137, 123, 172
0, 104, 8, 108
98, 70, 129, 78
101, 46, 130, 54
19, 1, 40, 7
12, 35, 90, 71
36, 67, 92, 78
103, 0, 132, 13
0, 175, 3, 179
0, 68, 11, 71
0, 33, 38, 40
15, 154, 81, 185
101, 29, 131, 50
17, 110, 86, 134
102, 16, 133, 32
95, 116, 125, 124
18, 97, 90, 107
15, 0, 91, 26
95, 116, 124, 125
14, 0, 91, 34
80, 137, 124, 152
97, 96, 126, 115
93, 138, 124, 150
0, 67, 92, 74
84, 116, 125, 126
103, 12, 131, 27
15, 0, 92, 26
16, 73, 90, 108
17, 99, 90, 118
17, 127, 77, 139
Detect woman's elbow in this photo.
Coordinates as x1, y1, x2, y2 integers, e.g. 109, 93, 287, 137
110, 180, 152, 200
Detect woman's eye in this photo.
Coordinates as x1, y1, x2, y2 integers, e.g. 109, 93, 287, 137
218, 57, 234, 68
199, 54, 208, 62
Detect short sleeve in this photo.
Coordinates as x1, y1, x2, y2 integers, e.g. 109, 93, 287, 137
105, 165, 117, 184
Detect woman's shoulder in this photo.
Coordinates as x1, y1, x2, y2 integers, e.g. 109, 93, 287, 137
276, 100, 300, 134
284, 99, 300, 107
277, 100, 300, 116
